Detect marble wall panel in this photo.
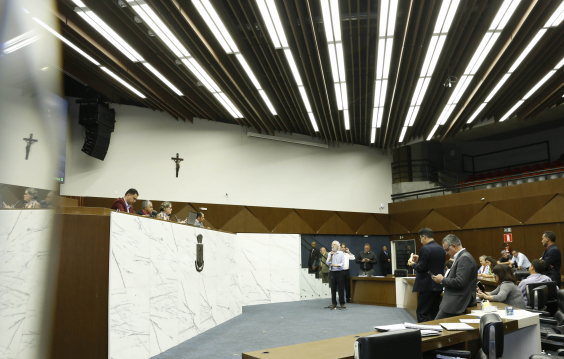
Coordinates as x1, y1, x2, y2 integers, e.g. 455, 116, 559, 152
270, 269, 300, 303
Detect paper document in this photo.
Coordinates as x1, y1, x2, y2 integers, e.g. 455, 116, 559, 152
460, 319, 480, 323
374, 324, 406, 332
404, 323, 443, 332
440, 323, 475, 331
421, 330, 441, 337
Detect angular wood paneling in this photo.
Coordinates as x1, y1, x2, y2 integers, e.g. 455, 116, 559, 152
463, 203, 521, 229
189, 203, 244, 229
434, 203, 487, 228
390, 209, 432, 233
273, 210, 315, 233
525, 195, 564, 225
317, 213, 354, 234
295, 209, 336, 232
356, 215, 390, 235
489, 194, 556, 224
388, 218, 410, 234
246, 206, 294, 232
337, 212, 371, 233
374, 214, 390, 233
222, 207, 270, 233
413, 210, 460, 232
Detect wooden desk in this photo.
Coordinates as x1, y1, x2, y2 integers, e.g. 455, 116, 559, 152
350, 277, 396, 306
242, 303, 539, 359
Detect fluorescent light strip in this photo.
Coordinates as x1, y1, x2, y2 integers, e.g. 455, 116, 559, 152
427, 0, 519, 134
371, 0, 399, 143
259, 90, 277, 115
467, 1, 564, 125
321, 0, 349, 130
101, 67, 146, 98
143, 63, 183, 95
192, 0, 232, 54
200, 0, 239, 53
33, 17, 100, 65
3, 32, 40, 54
399, 0, 462, 141
257, 1, 318, 130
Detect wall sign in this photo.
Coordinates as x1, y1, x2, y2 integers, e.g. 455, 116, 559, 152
504, 233, 513, 243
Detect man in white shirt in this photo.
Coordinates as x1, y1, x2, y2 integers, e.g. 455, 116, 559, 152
510, 249, 531, 270
340, 243, 356, 303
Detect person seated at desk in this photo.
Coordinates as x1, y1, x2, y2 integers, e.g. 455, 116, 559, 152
42, 191, 57, 208
518, 259, 556, 305
497, 250, 513, 266
136, 200, 155, 217
3, 188, 41, 209
477, 255, 489, 274
480, 256, 497, 278
444, 259, 453, 277
510, 249, 531, 270
194, 212, 205, 228
477, 265, 526, 308
157, 202, 173, 221
110, 188, 138, 213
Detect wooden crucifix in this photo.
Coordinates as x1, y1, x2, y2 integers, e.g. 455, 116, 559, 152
23, 134, 38, 160
171, 153, 184, 177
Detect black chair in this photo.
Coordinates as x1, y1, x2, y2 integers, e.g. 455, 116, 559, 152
540, 290, 564, 352
394, 269, 408, 277
354, 329, 422, 359
526, 285, 550, 316
434, 314, 503, 359
514, 270, 530, 281
527, 282, 559, 316
530, 351, 564, 357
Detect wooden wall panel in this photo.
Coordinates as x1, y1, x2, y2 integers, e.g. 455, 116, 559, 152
357, 215, 390, 235
317, 213, 354, 234
273, 210, 315, 233
525, 195, 564, 224
433, 203, 486, 228
390, 209, 432, 233
189, 203, 244, 229
222, 208, 270, 233
462, 204, 521, 229
337, 212, 371, 233
247, 206, 294, 232
413, 210, 460, 232
295, 209, 335, 232
489, 194, 555, 224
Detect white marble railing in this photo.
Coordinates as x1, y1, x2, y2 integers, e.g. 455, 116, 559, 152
0, 210, 53, 359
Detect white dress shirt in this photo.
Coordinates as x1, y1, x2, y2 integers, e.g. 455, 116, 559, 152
512, 252, 531, 268
342, 252, 355, 270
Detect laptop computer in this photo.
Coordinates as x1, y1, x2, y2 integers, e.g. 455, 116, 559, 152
187, 212, 198, 226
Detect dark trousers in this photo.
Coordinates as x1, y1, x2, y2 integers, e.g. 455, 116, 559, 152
330, 270, 345, 306
342, 269, 351, 301
416, 291, 442, 323
381, 265, 392, 275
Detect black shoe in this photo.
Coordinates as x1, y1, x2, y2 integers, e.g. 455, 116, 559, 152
347, 299, 352, 303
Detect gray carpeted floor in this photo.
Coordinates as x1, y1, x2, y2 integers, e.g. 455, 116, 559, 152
153, 299, 416, 359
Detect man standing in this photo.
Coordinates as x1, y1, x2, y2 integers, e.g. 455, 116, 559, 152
410, 228, 446, 322
497, 250, 513, 265
510, 249, 531, 270
379, 246, 392, 275
194, 212, 205, 228
518, 259, 555, 305
110, 188, 138, 213
356, 244, 377, 276
432, 234, 478, 320
308, 241, 320, 278
541, 231, 562, 286
319, 247, 330, 284
340, 243, 356, 303
327, 241, 345, 309
136, 200, 154, 217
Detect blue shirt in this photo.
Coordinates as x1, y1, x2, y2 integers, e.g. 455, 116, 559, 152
122, 198, 131, 212
327, 250, 345, 271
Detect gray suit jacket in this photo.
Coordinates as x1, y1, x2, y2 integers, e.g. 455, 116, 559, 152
440, 249, 478, 315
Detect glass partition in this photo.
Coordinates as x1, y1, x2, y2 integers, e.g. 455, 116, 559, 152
392, 239, 417, 274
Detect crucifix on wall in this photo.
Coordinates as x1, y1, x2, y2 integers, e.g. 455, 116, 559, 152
171, 153, 184, 178
23, 133, 38, 160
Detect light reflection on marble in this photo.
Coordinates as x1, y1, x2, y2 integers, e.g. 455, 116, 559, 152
0, 210, 53, 359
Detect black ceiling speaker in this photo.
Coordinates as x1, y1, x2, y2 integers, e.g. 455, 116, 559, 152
77, 99, 115, 161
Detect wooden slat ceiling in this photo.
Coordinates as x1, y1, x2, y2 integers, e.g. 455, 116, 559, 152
51, 0, 564, 149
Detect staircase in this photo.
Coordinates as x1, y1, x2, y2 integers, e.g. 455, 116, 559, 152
299, 268, 331, 300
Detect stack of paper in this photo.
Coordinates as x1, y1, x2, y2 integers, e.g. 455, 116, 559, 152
404, 323, 443, 332
440, 323, 475, 331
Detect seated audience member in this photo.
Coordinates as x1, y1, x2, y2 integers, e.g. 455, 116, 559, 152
478, 255, 489, 274
157, 202, 173, 221
3, 188, 41, 208
111, 188, 138, 213
510, 249, 531, 270
319, 247, 329, 284
444, 259, 453, 278
477, 265, 526, 308
43, 191, 56, 208
497, 250, 513, 265
482, 256, 497, 278
136, 200, 154, 217
194, 212, 205, 228
518, 259, 555, 305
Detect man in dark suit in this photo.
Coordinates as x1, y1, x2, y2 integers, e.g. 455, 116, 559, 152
410, 228, 446, 322
308, 241, 320, 278
135, 200, 155, 217
541, 230, 562, 286
379, 246, 392, 275
432, 234, 478, 320
110, 188, 138, 213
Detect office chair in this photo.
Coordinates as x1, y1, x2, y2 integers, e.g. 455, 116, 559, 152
514, 270, 530, 281
529, 352, 564, 358
394, 269, 408, 277
539, 290, 564, 352
526, 285, 550, 316
354, 329, 422, 359
527, 282, 558, 316
434, 314, 503, 359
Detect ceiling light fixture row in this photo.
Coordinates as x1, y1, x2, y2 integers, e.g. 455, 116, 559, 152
32, 16, 146, 98
398, 0, 461, 143
256, 0, 319, 132
2, 30, 41, 54
321, 0, 349, 130
192, 0, 277, 116
370, 0, 398, 144
426, 0, 521, 141
124, 0, 244, 118
465, 1, 564, 125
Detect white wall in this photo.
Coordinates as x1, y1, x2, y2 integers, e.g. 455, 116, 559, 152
62, 99, 393, 213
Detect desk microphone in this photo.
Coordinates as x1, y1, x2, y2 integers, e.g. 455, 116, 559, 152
11, 201, 20, 208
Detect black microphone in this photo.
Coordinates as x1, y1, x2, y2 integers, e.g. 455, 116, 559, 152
40, 200, 47, 208
151, 210, 158, 218
11, 201, 20, 208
